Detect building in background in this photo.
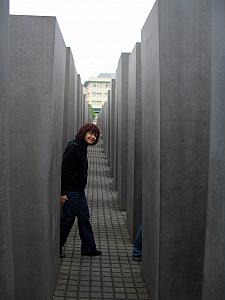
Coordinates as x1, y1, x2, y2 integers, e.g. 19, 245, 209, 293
83, 73, 115, 117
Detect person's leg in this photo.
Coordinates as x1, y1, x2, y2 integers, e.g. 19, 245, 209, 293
132, 224, 142, 260
60, 192, 77, 252
77, 193, 101, 255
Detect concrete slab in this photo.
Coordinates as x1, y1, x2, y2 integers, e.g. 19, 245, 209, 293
127, 43, 142, 239
63, 47, 77, 150
110, 79, 116, 178
202, 1, 225, 299
77, 74, 82, 129
103, 101, 110, 159
116, 53, 130, 210
107, 90, 111, 163
9, 15, 66, 300
0, 1, 15, 299
73, 72, 78, 134
113, 78, 119, 190
83, 94, 89, 124
101, 103, 107, 154
141, 1, 211, 299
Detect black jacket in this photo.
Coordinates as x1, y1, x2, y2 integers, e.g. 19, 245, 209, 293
61, 139, 88, 195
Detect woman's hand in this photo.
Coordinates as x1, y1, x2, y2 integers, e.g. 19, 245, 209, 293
60, 195, 68, 205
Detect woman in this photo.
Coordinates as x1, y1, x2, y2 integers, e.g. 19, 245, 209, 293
60, 123, 102, 258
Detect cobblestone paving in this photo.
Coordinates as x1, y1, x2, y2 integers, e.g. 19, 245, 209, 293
53, 142, 151, 300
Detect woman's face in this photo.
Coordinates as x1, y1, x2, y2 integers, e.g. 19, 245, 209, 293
84, 131, 97, 145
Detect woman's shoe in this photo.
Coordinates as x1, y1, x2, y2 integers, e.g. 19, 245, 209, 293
81, 250, 102, 256
132, 255, 142, 261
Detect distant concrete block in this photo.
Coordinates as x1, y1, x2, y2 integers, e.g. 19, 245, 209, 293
87, 103, 93, 123
113, 81, 119, 191
77, 74, 83, 129
81, 91, 84, 126
105, 101, 109, 158
9, 15, 66, 300
73, 73, 78, 134
102, 101, 109, 156
202, 1, 225, 299
101, 104, 106, 153
63, 47, 77, 149
107, 90, 111, 163
0, 1, 15, 299
142, 1, 211, 299
127, 42, 142, 239
110, 79, 116, 178
83, 94, 89, 124
116, 53, 130, 210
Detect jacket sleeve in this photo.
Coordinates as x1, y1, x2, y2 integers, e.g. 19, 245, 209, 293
61, 145, 82, 195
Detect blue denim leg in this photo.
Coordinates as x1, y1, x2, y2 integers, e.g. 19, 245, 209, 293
60, 192, 78, 248
60, 191, 97, 253
77, 193, 97, 253
132, 224, 142, 257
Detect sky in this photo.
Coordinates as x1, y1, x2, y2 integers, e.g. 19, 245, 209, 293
10, 0, 155, 83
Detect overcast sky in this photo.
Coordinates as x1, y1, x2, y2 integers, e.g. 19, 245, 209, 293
10, 0, 155, 82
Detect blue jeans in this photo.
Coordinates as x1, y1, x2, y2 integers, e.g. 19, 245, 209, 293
60, 191, 97, 254
132, 224, 142, 257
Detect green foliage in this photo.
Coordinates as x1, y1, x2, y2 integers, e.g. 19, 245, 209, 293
88, 104, 96, 120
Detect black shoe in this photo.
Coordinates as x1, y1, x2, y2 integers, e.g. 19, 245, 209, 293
132, 255, 142, 261
81, 250, 102, 256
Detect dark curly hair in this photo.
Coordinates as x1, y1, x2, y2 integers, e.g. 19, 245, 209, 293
75, 123, 100, 145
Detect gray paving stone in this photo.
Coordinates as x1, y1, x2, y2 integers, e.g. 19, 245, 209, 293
67, 285, 78, 291
125, 288, 136, 293
54, 290, 66, 297
103, 293, 114, 299
126, 295, 139, 300
66, 291, 77, 297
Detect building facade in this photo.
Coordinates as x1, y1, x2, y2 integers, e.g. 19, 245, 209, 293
83, 73, 115, 116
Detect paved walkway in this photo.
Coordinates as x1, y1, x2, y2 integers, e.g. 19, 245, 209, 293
53, 141, 151, 300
